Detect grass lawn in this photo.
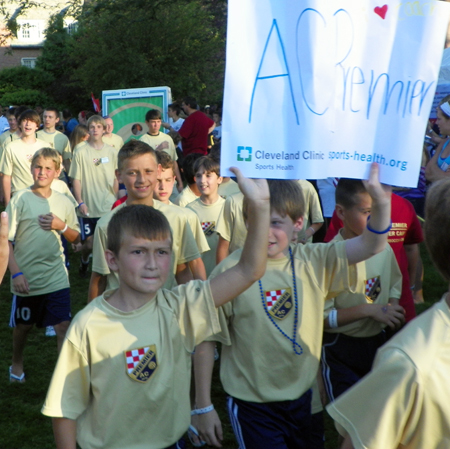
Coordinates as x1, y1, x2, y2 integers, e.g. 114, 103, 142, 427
0, 240, 446, 449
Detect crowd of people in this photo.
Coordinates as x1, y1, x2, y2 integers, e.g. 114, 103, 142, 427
0, 94, 449, 449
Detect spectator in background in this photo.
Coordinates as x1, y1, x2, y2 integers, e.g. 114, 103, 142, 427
170, 97, 215, 157
62, 109, 78, 137
0, 105, 9, 134
102, 116, 124, 152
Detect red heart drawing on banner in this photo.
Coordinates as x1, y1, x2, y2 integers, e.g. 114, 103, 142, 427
374, 5, 388, 19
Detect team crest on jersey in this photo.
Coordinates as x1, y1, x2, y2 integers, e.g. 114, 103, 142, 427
365, 276, 381, 302
125, 345, 158, 383
201, 221, 215, 236
26, 154, 33, 162
265, 288, 293, 320
93, 158, 100, 165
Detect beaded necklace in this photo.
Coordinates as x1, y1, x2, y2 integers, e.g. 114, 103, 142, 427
258, 247, 303, 355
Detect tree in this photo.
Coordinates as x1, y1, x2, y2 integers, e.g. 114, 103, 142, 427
65, 0, 226, 103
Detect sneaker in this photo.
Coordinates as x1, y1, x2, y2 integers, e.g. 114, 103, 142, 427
45, 326, 56, 337
79, 259, 90, 278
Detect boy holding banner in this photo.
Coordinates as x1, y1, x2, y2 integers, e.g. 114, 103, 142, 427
194, 163, 391, 449
327, 178, 450, 449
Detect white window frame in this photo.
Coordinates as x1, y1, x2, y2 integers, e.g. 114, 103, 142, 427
21, 58, 37, 69
17, 20, 45, 42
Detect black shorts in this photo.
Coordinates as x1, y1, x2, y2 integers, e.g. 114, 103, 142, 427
10, 288, 71, 328
227, 390, 312, 449
79, 217, 99, 240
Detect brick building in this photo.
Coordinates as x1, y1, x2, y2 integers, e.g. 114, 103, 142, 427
0, 0, 82, 70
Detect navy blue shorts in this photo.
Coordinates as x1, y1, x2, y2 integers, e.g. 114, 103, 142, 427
164, 439, 185, 449
10, 288, 71, 328
79, 216, 99, 240
321, 331, 387, 401
227, 390, 312, 449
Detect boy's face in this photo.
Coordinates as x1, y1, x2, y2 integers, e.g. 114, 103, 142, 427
167, 108, 175, 119
146, 119, 161, 135
7, 115, 17, 131
154, 168, 175, 203
267, 210, 303, 259
116, 154, 161, 201
337, 192, 372, 239
106, 233, 172, 299
43, 111, 59, 130
213, 113, 220, 124
89, 122, 105, 140
31, 156, 59, 187
20, 119, 39, 136
195, 168, 222, 197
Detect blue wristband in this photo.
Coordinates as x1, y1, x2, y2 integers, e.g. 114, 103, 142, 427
366, 215, 392, 234
77, 202, 84, 208
12, 272, 23, 279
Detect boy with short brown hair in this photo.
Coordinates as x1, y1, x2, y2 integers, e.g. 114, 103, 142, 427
328, 177, 450, 449
321, 179, 404, 402
0, 109, 47, 205
194, 164, 392, 449
187, 156, 224, 276
42, 169, 270, 449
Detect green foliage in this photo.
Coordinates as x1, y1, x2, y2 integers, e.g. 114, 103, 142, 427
0, 88, 51, 107
67, 0, 226, 103
35, 14, 72, 80
0, 66, 53, 91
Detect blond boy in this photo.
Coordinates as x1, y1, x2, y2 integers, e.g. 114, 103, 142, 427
69, 115, 118, 277
7, 148, 80, 382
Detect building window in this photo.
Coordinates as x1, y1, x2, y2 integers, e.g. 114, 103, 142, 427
65, 21, 78, 35
21, 58, 37, 69
17, 20, 44, 42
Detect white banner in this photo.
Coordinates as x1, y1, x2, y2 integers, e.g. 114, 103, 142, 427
221, 0, 450, 186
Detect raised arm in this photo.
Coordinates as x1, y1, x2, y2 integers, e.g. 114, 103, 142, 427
345, 163, 391, 265
210, 168, 269, 307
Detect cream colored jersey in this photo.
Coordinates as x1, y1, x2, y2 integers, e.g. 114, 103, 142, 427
296, 179, 324, 243
168, 201, 210, 254
37, 129, 71, 181
42, 281, 220, 449
0, 130, 20, 149
36, 129, 70, 157
6, 188, 80, 296
324, 231, 402, 337
0, 131, 20, 164
210, 241, 356, 403
173, 185, 199, 207
0, 138, 48, 193
102, 133, 124, 151
215, 192, 246, 254
327, 296, 450, 449
139, 133, 178, 161
218, 178, 240, 199
187, 197, 225, 277
91, 200, 201, 291
69, 143, 118, 218
51, 179, 78, 208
